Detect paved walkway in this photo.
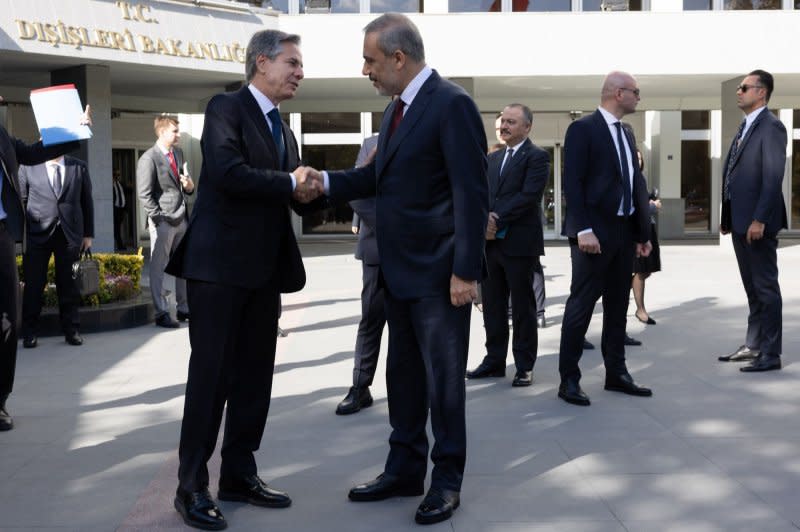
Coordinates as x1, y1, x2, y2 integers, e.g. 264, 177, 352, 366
2, 240, 799, 531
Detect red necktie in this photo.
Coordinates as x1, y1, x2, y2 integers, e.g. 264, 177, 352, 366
167, 151, 179, 183
388, 99, 405, 138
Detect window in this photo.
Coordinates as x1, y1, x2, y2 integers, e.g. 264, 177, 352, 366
301, 145, 361, 234
682, 110, 710, 130
301, 113, 361, 133
449, 0, 496, 11
260, 0, 290, 13
583, 0, 641, 10
370, 0, 421, 12
515, 0, 571, 11
723, 0, 780, 8
300, 0, 360, 11
681, 140, 711, 232
683, 0, 711, 8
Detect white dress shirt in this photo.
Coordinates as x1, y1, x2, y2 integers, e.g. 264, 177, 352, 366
248, 83, 297, 189
741, 105, 767, 139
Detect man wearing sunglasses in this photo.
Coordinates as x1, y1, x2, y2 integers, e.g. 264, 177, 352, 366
719, 70, 787, 372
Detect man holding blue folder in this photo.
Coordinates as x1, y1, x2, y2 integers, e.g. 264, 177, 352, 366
0, 95, 91, 431
466, 104, 549, 387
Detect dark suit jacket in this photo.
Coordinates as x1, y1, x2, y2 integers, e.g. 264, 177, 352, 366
328, 71, 488, 299
166, 87, 318, 292
351, 135, 380, 266
0, 127, 79, 243
562, 110, 649, 245
137, 143, 193, 226
721, 108, 787, 236
489, 138, 549, 257
18, 156, 94, 248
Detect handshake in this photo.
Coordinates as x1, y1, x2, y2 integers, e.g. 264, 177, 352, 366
292, 166, 325, 203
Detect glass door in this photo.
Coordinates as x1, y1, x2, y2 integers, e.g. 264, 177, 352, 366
541, 143, 565, 240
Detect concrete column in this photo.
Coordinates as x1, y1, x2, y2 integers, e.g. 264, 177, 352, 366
646, 110, 683, 239
51, 65, 113, 252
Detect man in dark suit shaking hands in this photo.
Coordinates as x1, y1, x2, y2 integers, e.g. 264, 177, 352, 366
718, 70, 787, 372
19, 155, 94, 348
558, 71, 653, 407
165, 30, 319, 531
304, 14, 488, 525
466, 104, 549, 387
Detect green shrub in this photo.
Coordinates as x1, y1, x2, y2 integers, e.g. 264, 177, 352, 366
16, 252, 144, 307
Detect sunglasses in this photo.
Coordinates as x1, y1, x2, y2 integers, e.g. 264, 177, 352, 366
619, 87, 640, 97
737, 84, 763, 93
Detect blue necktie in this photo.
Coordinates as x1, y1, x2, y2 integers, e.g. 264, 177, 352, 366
267, 108, 286, 170
614, 122, 632, 217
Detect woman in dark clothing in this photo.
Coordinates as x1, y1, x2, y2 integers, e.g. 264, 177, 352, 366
632, 150, 661, 325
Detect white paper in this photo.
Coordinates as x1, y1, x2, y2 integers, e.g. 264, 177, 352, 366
29, 84, 93, 146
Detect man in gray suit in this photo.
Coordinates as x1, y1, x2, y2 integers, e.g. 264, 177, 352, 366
336, 134, 386, 415
19, 155, 94, 348
719, 69, 787, 372
137, 114, 194, 328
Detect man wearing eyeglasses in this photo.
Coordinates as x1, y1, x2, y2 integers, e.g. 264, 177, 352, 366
557, 71, 653, 407
718, 70, 787, 372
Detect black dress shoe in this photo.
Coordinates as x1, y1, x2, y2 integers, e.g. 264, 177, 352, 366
740, 353, 781, 372
558, 378, 590, 406
348, 473, 424, 502
22, 336, 37, 348
466, 360, 505, 379
0, 406, 13, 431
415, 488, 460, 525
65, 331, 83, 346
336, 386, 373, 415
536, 315, 546, 328
174, 487, 227, 530
177, 310, 190, 322
718, 345, 759, 362
156, 314, 180, 328
624, 334, 642, 346
605, 373, 652, 396
218, 474, 291, 508
582, 339, 595, 350
511, 370, 533, 387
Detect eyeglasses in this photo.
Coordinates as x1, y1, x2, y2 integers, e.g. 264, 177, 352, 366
736, 84, 763, 93
619, 87, 640, 97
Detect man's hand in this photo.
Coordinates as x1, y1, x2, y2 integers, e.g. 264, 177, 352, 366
450, 274, 477, 307
746, 220, 765, 244
292, 166, 323, 203
180, 175, 194, 193
81, 237, 93, 252
351, 224, 359, 235
636, 240, 652, 258
578, 231, 601, 254
80, 105, 92, 127
485, 212, 498, 240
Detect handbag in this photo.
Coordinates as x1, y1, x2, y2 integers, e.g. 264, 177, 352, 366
72, 249, 100, 297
